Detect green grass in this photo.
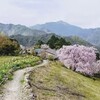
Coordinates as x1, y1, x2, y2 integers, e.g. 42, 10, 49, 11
0, 55, 40, 85
20, 79, 25, 84
51, 62, 100, 100
30, 61, 100, 100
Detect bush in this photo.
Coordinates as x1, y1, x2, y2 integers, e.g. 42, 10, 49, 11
0, 36, 20, 55
57, 45, 99, 76
48, 55, 54, 61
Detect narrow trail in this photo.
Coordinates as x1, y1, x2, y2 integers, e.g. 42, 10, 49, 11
1, 60, 48, 100
3, 70, 25, 100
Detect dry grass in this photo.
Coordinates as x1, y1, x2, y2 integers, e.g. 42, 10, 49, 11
29, 61, 100, 100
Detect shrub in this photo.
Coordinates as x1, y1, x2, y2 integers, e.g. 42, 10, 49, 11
48, 55, 54, 61
57, 45, 99, 76
0, 36, 20, 55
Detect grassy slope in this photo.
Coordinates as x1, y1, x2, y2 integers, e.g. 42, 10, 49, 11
30, 61, 100, 100
0, 56, 40, 86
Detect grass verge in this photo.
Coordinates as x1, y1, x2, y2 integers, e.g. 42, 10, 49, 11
29, 61, 100, 100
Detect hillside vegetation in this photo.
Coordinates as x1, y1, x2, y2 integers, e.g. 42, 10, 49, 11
47, 35, 71, 49
0, 56, 40, 87
10, 34, 92, 47
0, 35, 20, 55
29, 61, 100, 100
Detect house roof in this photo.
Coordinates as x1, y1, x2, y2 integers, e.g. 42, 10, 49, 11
35, 48, 57, 55
35, 49, 44, 53
46, 49, 57, 55
41, 44, 49, 49
35, 48, 58, 58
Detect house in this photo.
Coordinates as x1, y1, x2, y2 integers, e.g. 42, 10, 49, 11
34, 49, 44, 55
34, 45, 58, 59
20, 45, 34, 55
20, 45, 27, 54
41, 44, 49, 50
45, 49, 57, 59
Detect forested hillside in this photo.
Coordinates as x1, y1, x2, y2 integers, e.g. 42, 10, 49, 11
31, 21, 100, 47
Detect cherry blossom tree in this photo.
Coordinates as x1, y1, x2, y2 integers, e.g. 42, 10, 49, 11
56, 45, 100, 76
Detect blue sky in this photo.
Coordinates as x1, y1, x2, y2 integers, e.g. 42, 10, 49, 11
0, 0, 100, 28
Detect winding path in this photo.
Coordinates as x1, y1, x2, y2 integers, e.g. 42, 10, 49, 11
1, 60, 48, 100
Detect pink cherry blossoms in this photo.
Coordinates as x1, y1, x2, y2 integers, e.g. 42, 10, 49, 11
57, 45, 100, 76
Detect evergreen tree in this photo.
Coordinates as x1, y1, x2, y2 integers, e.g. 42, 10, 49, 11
47, 35, 71, 49
36, 40, 44, 45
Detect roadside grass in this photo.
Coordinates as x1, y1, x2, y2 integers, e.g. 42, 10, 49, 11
0, 56, 40, 86
29, 61, 100, 100
20, 79, 25, 84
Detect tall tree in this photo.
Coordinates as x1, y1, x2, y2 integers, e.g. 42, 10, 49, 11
47, 35, 71, 49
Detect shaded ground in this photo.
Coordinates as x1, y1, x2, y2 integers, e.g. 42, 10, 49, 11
29, 61, 100, 100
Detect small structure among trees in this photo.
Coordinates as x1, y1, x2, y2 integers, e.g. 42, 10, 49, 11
35, 44, 57, 60
41, 44, 49, 50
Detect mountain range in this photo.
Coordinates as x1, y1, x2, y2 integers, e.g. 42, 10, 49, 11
0, 23, 47, 36
31, 21, 100, 47
0, 21, 100, 48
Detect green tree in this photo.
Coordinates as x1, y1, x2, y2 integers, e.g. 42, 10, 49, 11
47, 35, 71, 49
47, 35, 59, 49
55, 38, 71, 49
36, 40, 44, 45
34, 40, 44, 49
0, 35, 20, 55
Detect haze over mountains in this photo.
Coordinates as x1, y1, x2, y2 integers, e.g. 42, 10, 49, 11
31, 21, 100, 46
0, 23, 47, 36
0, 21, 100, 47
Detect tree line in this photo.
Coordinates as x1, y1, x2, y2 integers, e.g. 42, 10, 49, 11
36, 35, 71, 49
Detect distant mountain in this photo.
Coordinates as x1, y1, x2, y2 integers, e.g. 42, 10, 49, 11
31, 21, 84, 36
64, 36, 92, 46
31, 21, 100, 47
0, 23, 47, 36
10, 33, 54, 47
10, 34, 93, 48
0, 22, 99, 48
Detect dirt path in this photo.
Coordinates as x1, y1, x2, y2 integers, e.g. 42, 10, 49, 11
1, 60, 48, 100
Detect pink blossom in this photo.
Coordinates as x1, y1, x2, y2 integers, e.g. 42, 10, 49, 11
57, 45, 100, 76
